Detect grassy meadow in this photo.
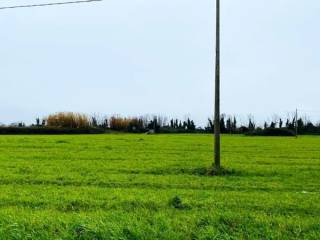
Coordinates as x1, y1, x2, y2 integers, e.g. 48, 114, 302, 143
0, 134, 319, 239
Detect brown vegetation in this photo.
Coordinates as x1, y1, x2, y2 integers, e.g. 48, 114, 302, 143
46, 112, 91, 128
109, 116, 144, 131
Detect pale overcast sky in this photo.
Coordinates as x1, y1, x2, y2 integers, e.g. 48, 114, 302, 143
0, 0, 319, 126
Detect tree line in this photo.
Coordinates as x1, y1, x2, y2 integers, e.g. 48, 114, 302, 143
1, 112, 320, 135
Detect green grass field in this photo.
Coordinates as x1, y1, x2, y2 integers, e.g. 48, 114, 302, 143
0, 134, 319, 239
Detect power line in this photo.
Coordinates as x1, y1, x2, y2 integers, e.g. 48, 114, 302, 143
0, 0, 102, 10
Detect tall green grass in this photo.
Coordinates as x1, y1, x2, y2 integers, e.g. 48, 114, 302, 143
0, 134, 318, 239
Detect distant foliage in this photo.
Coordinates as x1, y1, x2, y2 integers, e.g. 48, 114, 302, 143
166, 118, 196, 133
246, 128, 296, 136
1, 112, 320, 135
46, 112, 91, 128
0, 127, 104, 134
109, 116, 145, 132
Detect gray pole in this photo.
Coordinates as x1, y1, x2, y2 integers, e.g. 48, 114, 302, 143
214, 0, 221, 170
295, 109, 298, 137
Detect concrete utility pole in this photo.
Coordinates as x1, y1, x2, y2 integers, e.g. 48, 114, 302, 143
214, 0, 221, 170
295, 109, 298, 137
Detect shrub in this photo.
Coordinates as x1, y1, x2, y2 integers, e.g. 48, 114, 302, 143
109, 116, 145, 132
46, 112, 91, 128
